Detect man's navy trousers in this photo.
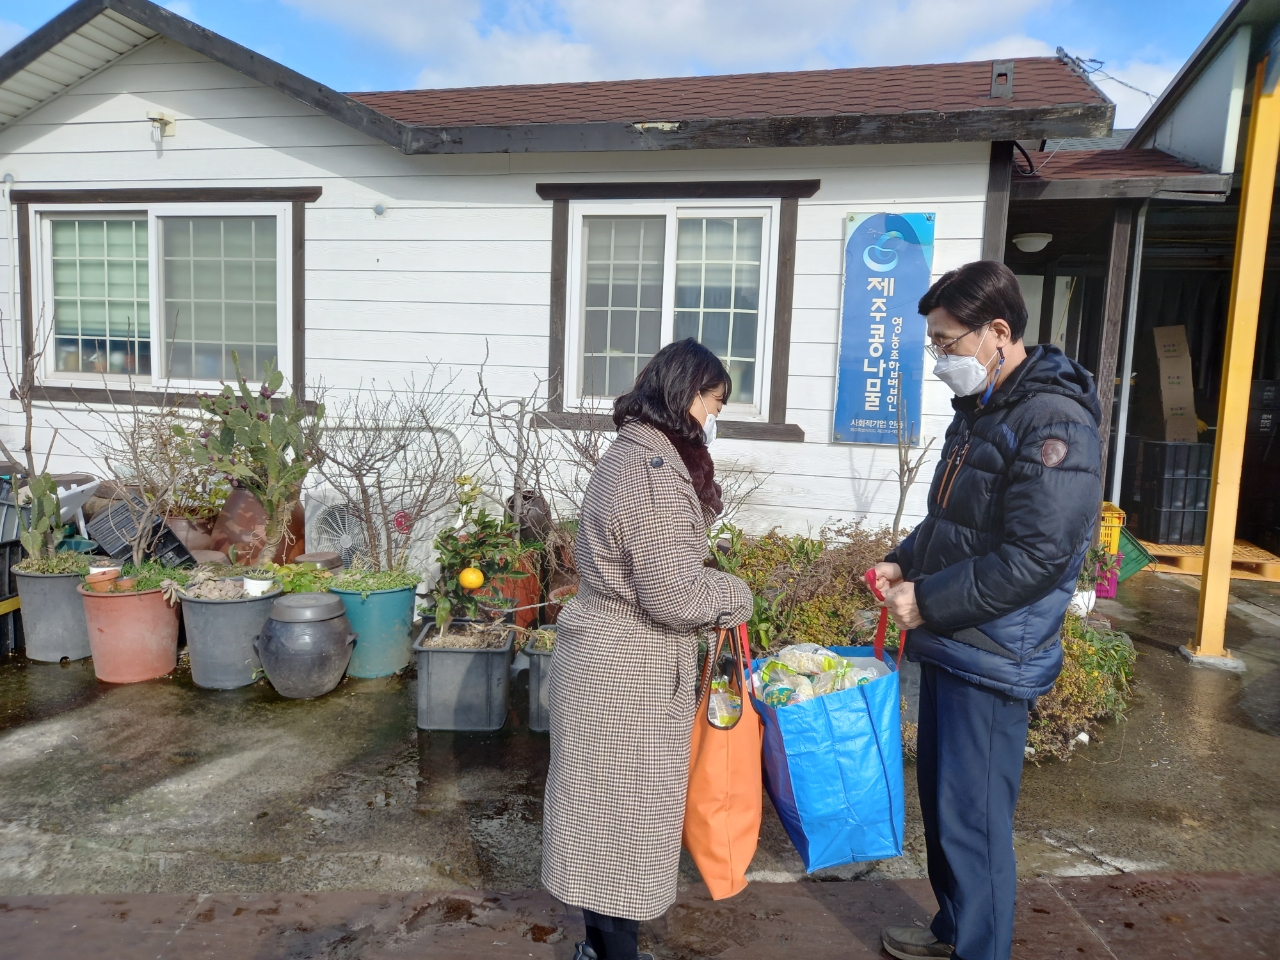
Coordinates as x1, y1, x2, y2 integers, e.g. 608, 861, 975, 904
917, 661, 1030, 960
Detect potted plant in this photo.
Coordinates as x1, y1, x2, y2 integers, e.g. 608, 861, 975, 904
413, 477, 525, 731
174, 570, 280, 689
330, 567, 422, 678
175, 354, 323, 565
1094, 551, 1124, 600
1068, 546, 1106, 616
12, 475, 92, 661
78, 563, 189, 683
242, 567, 277, 596
523, 625, 556, 733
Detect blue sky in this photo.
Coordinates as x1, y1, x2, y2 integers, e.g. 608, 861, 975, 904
0, 0, 1232, 126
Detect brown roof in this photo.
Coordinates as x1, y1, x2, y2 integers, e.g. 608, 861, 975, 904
1009, 148, 1232, 201
1017, 148, 1212, 181
348, 57, 1106, 127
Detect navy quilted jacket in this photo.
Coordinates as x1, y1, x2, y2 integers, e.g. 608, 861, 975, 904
887, 345, 1102, 699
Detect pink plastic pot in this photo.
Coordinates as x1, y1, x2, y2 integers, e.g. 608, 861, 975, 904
1094, 553, 1123, 599
78, 585, 180, 683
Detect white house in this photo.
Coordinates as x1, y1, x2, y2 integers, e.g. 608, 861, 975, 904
0, 0, 1128, 535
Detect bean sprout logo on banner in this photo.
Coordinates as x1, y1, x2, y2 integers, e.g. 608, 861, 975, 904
833, 212, 935, 445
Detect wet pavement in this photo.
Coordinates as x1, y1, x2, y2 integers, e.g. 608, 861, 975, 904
0, 872, 1276, 958
0, 571, 1276, 952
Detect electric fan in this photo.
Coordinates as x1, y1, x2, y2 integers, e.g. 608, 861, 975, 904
307, 503, 369, 568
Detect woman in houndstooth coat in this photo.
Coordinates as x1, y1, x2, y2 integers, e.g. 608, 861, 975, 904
542, 340, 752, 960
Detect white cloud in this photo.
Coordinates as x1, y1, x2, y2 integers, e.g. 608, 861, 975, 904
284, 0, 1057, 88
965, 34, 1056, 62
1092, 59, 1179, 128
0, 19, 29, 55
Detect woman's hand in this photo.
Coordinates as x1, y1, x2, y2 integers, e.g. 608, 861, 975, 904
883, 581, 924, 630
873, 561, 903, 597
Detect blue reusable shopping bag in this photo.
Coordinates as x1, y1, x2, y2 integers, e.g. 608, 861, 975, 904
752, 645, 904, 872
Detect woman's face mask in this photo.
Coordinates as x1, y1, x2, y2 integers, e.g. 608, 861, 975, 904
698, 393, 718, 445
933, 326, 996, 397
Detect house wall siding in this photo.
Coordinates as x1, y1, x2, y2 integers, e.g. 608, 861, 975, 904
0, 38, 990, 533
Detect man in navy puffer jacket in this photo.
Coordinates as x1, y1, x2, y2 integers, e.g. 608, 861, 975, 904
877, 261, 1101, 960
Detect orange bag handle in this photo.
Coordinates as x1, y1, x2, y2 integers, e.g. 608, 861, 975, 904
864, 568, 908, 667
695, 623, 755, 721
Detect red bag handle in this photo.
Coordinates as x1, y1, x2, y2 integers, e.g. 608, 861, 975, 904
864, 568, 908, 667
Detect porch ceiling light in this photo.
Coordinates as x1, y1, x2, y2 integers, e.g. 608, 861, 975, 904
1012, 232, 1053, 253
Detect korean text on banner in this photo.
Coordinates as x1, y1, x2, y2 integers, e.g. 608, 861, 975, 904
833, 213, 936, 445
1153, 325, 1198, 442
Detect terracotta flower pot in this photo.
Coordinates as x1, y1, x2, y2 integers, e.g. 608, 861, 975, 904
78, 585, 181, 683
211, 488, 306, 566
166, 516, 215, 552
85, 569, 120, 593
494, 554, 540, 629
544, 582, 579, 625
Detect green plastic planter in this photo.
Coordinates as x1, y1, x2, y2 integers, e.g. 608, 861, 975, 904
331, 585, 416, 678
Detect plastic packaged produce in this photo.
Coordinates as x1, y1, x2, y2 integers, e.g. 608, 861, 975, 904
754, 645, 889, 707
707, 676, 743, 728
775, 643, 844, 676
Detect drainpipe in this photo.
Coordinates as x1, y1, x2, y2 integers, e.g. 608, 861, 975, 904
3, 173, 13, 335
1109, 198, 1148, 505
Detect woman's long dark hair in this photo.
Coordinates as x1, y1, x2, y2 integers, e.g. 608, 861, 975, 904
612, 339, 731, 445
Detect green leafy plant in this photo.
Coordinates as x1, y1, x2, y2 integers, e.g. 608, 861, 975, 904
174, 354, 323, 561
332, 568, 421, 599
115, 561, 190, 595
15, 550, 89, 575
16, 474, 67, 570
1095, 551, 1122, 581
261, 561, 334, 594
422, 476, 527, 634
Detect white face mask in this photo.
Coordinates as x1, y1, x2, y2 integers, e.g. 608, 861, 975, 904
933, 327, 995, 397
698, 394, 718, 445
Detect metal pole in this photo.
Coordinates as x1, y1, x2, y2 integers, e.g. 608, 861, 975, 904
1193, 57, 1280, 664
1110, 199, 1149, 505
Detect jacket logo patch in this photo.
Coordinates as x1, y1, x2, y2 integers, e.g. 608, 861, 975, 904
1041, 439, 1068, 467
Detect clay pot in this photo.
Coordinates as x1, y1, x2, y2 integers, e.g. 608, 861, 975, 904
115, 576, 138, 591
211, 488, 306, 566
78, 585, 181, 683
166, 516, 215, 552
85, 569, 120, 593
493, 553, 541, 630
544, 582, 579, 625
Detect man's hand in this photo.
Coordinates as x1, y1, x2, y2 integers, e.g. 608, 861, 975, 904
873, 562, 903, 597
883, 580, 924, 630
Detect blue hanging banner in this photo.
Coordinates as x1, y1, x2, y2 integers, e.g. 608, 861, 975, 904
833, 212, 935, 445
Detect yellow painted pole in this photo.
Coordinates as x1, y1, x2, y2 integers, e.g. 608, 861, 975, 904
1193, 59, 1280, 660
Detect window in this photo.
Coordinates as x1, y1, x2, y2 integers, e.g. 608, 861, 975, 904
566, 202, 776, 416
35, 202, 291, 388
162, 217, 277, 381
51, 218, 151, 376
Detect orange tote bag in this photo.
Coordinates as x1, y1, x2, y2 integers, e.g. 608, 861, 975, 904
682, 623, 763, 900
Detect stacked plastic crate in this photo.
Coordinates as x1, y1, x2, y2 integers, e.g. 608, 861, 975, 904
1137, 440, 1214, 545
1242, 380, 1280, 554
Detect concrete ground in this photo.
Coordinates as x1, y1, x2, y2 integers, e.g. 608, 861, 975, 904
0, 570, 1276, 956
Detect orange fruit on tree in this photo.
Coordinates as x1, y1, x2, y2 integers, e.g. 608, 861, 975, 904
458, 567, 485, 590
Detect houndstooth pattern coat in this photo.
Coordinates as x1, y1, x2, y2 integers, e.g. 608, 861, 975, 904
541, 420, 752, 921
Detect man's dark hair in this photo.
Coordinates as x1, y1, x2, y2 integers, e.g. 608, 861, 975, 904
918, 260, 1028, 341
613, 338, 732, 445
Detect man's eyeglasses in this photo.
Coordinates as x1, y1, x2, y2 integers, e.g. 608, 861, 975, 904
926, 324, 988, 360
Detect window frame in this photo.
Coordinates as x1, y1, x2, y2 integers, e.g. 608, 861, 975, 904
31, 201, 294, 392
563, 198, 780, 420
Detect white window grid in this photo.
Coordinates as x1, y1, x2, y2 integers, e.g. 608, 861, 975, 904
563, 200, 778, 420
31, 202, 293, 392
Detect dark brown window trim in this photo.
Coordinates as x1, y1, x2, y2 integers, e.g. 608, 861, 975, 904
534, 411, 804, 443
13, 186, 321, 404
536, 180, 820, 201
541, 180, 815, 438
11, 187, 323, 204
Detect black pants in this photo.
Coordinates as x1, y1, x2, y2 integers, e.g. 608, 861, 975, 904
917, 662, 1030, 960
582, 908, 640, 960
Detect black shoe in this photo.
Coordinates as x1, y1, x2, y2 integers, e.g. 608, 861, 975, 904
881, 925, 954, 959
572, 940, 654, 960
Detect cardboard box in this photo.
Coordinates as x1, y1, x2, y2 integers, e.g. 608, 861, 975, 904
1153, 325, 1198, 442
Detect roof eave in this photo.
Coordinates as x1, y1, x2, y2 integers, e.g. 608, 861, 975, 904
403, 102, 1115, 155
1010, 171, 1233, 201
0, 0, 405, 150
